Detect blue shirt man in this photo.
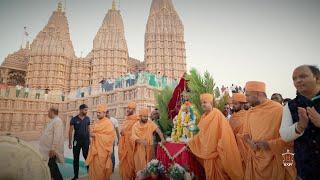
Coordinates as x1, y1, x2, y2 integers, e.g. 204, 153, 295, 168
68, 104, 91, 180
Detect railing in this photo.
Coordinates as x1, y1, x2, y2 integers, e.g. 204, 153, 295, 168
67, 73, 178, 100
0, 72, 179, 101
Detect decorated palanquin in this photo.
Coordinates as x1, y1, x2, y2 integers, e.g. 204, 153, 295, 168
156, 142, 205, 179
154, 95, 203, 179
139, 76, 205, 179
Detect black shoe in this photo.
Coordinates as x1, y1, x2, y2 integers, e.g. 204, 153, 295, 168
71, 177, 78, 180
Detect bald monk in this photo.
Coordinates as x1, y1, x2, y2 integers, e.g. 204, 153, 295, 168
132, 108, 166, 174
229, 93, 249, 172
229, 93, 248, 134
187, 93, 244, 180
118, 101, 139, 180
85, 104, 116, 180
243, 81, 296, 180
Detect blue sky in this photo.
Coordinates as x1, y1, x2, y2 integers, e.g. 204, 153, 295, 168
0, 0, 319, 98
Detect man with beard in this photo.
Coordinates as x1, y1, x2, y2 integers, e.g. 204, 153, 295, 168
188, 93, 243, 180
118, 101, 139, 179
243, 81, 296, 180
229, 93, 249, 172
86, 104, 115, 180
229, 93, 248, 135
69, 104, 91, 180
132, 108, 166, 174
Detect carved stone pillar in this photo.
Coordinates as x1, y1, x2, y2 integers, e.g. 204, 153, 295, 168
11, 113, 22, 132
0, 114, 3, 131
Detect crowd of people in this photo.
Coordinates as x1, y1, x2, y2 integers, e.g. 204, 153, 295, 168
220, 84, 245, 95
0, 84, 59, 101
69, 71, 178, 100
38, 64, 319, 180
98, 71, 178, 93
0, 71, 179, 102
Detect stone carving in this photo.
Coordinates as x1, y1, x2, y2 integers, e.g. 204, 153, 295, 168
4, 114, 12, 131
145, 0, 186, 80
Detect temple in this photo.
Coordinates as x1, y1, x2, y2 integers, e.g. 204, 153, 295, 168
145, 0, 186, 80
0, 0, 186, 140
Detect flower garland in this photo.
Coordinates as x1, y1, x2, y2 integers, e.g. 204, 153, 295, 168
172, 101, 200, 142
168, 163, 193, 180
159, 143, 187, 161
138, 160, 193, 180
138, 159, 166, 178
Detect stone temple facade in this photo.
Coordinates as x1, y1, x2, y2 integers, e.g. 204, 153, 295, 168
0, 0, 186, 140
145, 0, 186, 80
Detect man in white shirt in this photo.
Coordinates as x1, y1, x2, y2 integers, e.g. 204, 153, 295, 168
39, 107, 64, 180
44, 88, 49, 100
24, 85, 30, 98
106, 110, 120, 173
15, 84, 22, 98
35, 87, 41, 99
280, 65, 320, 180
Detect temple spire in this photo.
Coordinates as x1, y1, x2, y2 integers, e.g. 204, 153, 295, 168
57, 1, 63, 12
144, 0, 186, 80
112, 0, 117, 10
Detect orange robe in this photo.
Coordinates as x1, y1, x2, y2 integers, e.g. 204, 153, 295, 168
229, 110, 249, 173
229, 110, 247, 135
118, 114, 139, 180
132, 120, 158, 173
243, 100, 296, 180
188, 108, 244, 180
85, 117, 116, 180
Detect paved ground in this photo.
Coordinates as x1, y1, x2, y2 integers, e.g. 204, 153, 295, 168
28, 140, 121, 180
78, 168, 121, 180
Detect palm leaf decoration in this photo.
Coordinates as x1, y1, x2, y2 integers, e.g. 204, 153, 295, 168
186, 68, 227, 114
155, 68, 229, 135
155, 86, 174, 136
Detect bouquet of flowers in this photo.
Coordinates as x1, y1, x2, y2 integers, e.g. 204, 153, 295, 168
140, 159, 166, 179
167, 163, 186, 180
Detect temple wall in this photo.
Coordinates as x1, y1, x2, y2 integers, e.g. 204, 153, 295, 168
0, 84, 159, 141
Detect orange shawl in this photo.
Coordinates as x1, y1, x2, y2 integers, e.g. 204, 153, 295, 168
131, 120, 158, 173
85, 117, 116, 180
229, 110, 248, 135
188, 108, 244, 180
243, 100, 296, 180
229, 110, 248, 172
118, 114, 139, 179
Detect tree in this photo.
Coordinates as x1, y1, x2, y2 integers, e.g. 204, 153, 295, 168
155, 86, 174, 136
186, 68, 227, 114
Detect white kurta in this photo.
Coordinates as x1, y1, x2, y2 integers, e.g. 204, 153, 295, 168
39, 116, 64, 163
279, 104, 304, 142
